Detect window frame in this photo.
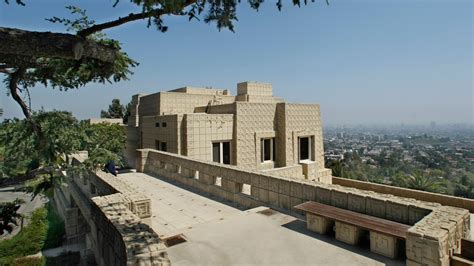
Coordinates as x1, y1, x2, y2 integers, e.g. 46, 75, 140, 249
261, 137, 276, 163
212, 141, 231, 165
298, 136, 312, 162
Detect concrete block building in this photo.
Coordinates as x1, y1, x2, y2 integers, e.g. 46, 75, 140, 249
126, 81, 332, 182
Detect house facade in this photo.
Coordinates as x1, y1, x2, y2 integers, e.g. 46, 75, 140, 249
126, 81, 332, 183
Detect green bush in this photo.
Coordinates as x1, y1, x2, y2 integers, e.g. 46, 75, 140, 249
43, 203, 65, 250
0, 203, 65, 265
0, 208, 48, 264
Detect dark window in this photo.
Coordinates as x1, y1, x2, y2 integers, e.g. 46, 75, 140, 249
272, 138, 276, 162
160, 142, 167, 152
212, 143, 220, 163
263, 139, 271, 161
222, 142, 230, 164
155, 140, 160, 150
299, 137, 310, 160
155, 122, 160, 127
162, 122, 167, 127
261, 138, 275, 162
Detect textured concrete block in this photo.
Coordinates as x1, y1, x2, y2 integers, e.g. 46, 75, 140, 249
307, 213, 334, 234
290, 182, 303, 198
335, 221, 362, 245
259, 188, 269, 203
268, 191, 279, 206
316, 187, 332, 205
370, 231, 398, 259
366, 197, 386, 219
279, 194, 290, 210
408, 205, 431, 225
331, 190, 348, 209
386, 201, 409, 224
268, 178, 279, 192
302, 184, 316, 201
279, 179, 290, 195
348, 193, 366, 214
258, 175, 269, 190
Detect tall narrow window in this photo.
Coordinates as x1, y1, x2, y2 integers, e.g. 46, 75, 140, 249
222, 142, 230, 164
261, 138, 275, 162
160, 142, 167, 152
155, 140, 160, 150
212, 143, 220, 163
299, 137, 311, 161
212, 141, 231, 164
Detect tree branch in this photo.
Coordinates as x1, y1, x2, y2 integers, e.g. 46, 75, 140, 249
8, 68, 29, 119
0, 27, 118, 64
8, 68, 45, 146
77, 0, 196, 37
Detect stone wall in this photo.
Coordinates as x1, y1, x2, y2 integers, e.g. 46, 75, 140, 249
235, 102, 278, 170
262, 165, 305, 179
140, 114, 183, 154
333, 177, 474, 213
183, 113, 234, 161
137, 149, 470, 266
56, 155, 168, 266
159, 92, 235, 115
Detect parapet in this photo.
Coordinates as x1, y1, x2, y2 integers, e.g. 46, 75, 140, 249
169, 86, 230, 96
237, 81, 273, 97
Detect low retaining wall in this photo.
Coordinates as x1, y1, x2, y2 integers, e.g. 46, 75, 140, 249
58, 155, 169, 266
333, 177, 474, 213
262, 165, 304, 179
137, 149, 471, 266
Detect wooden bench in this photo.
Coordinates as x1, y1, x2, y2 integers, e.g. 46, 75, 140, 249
294, 201, 411, 259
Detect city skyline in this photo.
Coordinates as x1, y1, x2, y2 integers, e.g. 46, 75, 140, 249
1, 0, 472, 125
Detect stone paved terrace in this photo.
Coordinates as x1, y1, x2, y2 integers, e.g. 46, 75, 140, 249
117, 172, 405, 265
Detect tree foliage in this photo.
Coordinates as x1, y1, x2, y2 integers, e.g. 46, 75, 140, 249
391, 170, 446, 193
101, 99, 125, 119
0, 110, 126, 189
0, 198, 24, 234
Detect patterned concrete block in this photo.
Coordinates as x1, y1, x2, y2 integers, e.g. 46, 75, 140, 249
335, 221, 362, 245
370, 231, 398, 259
307, 213, 334, 234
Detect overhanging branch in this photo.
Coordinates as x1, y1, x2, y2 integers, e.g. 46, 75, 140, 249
77, 0, 196, 37
0, 27, 118, 64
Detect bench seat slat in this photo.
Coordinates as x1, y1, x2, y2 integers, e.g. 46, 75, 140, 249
294, 201, 411, 239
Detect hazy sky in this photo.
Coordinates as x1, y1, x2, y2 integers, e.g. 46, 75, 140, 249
1, 0, 472, 125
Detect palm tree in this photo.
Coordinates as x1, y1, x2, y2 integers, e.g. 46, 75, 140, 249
392, 171, 445, 193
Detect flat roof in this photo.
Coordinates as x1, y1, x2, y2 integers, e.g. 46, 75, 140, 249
117, 172, 406, 265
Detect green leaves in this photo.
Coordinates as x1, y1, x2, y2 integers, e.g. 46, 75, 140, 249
0, 111, 126, 180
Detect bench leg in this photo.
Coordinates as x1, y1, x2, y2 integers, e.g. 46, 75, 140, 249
335, 221, 362, 245
370, 231, 398, 259
307, 213, 334, 234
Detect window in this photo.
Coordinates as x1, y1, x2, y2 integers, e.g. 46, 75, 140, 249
212, 141, 231, 164
299, 137, 311, 161
162, 122, 167, 127
155, 140, 167, 151
261, 138, 275, 162
160, 142, 167, 152
155, 140, 160, 150
155, 122, 160, 127
212, 143, 220, 163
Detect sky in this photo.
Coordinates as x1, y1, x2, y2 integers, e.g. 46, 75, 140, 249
1, 0, 472, 125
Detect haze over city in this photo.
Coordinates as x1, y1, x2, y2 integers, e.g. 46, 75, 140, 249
1, 0, 472, 125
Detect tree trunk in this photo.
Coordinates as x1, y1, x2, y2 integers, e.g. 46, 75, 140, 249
0, 27, 118, 64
